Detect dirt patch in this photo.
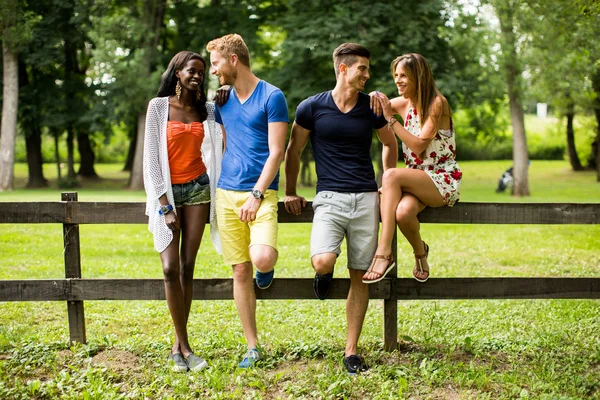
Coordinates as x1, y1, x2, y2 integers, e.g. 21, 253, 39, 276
56, 349, 72, 364
91, 349, 142, 373
269, 358, 311, 374
0, 354, 9, 360
424, 386, 484, 400
429, 386, 462, 400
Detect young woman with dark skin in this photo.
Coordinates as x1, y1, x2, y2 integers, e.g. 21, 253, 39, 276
143, 51, 228, 372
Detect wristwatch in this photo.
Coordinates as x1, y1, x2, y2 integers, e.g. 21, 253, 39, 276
251, 189, 264, 200
158, 204, 173, 216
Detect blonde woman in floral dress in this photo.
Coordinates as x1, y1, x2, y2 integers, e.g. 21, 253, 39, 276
362, 53, 462, 284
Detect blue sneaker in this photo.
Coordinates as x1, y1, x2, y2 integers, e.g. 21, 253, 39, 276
238, 348, 262, 368
255, 269, 274, 289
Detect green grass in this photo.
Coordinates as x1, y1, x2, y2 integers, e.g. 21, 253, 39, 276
1, 161, 599, 399
4, 159, 600, 203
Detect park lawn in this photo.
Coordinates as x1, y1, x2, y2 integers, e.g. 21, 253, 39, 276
0, 160, 599, 399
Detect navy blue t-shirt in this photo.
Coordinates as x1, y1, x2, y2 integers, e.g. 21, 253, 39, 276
295, 91, 387, 193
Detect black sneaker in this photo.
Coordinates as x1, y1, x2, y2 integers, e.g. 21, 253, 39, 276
313, 272, 333, 300
343, 354, 369, 375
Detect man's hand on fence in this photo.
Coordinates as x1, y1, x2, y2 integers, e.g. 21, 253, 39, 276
283, 194, 307, 215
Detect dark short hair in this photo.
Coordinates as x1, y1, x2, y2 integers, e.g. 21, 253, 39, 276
332, 43, 371, 75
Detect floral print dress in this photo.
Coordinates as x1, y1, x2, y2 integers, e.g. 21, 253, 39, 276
402, 107, 462, 206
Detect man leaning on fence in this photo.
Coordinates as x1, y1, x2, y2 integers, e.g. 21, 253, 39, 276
206, 34, 289, 368
283, 43, 398, 375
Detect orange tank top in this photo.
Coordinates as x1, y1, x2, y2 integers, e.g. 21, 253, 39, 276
166, 121, 206, 184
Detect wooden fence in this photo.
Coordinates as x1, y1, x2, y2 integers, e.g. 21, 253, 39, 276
1, 192, 599, 351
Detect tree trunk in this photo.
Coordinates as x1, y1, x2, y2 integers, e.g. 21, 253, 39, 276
300, 147, 312, 186
593, 106, 600, 182
589, 70, 600, 181
19, 60, 48, 188
25, 124, 48, 187
0, 43, 19, 191
77, 132, 99, 178
496, 0, 529, 196
123, 118, 137, 172
66, 125, 76, 179
129, 111, 146, 190
54, 131, 62, 181
565, 101, 583, 171
128, 0, 167, 189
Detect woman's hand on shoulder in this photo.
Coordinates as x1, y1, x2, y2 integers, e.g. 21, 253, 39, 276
369, 91, 396, 118
214, 85, 232, 106
369, 91, 383, 116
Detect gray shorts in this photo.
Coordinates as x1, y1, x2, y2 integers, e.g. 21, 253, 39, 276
310, 191, 379, 271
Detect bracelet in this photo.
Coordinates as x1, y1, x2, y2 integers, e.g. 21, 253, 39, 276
388, 116, 398, 131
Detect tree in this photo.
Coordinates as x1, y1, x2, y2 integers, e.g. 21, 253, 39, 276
269, 0, 451, 183
0, 0, 37, 191
88, 0, 168, 190
488, 0, 530, 196
439, 1, 510, 161
524, 0, 600, 172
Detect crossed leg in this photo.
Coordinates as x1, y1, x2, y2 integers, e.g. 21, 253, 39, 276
363, 168, 445, 281
161, 204, 209, 357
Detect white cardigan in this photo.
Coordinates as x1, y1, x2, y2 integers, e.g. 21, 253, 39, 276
143, 96, 223, 254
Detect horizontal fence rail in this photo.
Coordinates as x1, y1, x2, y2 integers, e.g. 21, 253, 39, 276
2, 201, 600, 225
1, 278, 598, 302
2, 193, 599, 350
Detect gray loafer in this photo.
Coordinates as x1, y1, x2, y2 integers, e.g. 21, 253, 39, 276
186, 353, 208, 372
168, 352, 188, 372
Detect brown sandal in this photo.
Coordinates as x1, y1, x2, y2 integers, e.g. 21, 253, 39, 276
412, 242, 430, 283
362, 254, 396, 284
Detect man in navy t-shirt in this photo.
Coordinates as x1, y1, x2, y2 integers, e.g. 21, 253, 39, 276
207, 34, 288, 368
283, 43, 397, 374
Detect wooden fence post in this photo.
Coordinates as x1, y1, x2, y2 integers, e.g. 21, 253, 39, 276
383, 232, 398, 351
62, 192, 86, 344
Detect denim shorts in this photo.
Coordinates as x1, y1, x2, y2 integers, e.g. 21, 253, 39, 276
172, 173, 210, 207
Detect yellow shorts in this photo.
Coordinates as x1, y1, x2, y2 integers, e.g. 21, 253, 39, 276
216, 188, 279, 265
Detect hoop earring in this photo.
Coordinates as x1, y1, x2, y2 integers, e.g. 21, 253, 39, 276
175, 80, 182, 100
196, 88, 201, 102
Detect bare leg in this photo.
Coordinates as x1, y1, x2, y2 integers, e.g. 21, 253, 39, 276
160, 228, 194, 357
232, 261, 257, 348
363, 168, 445, 280
249, 244, 278, 273
396, 194, 427, 253
395, 194, 430, 279
172, 204, 209, 355
230, 244, 279, 350
346, 269, 369, 356
311, 252, 336, 275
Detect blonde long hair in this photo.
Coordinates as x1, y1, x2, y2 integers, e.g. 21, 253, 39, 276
390, 53, 449, 130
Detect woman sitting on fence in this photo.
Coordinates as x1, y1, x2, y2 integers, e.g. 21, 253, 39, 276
143, 50, 227, 372
362, 53, 462, 284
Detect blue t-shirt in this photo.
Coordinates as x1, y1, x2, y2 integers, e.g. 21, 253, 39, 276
295, 91, 387, 193
215, 80, 289, 191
